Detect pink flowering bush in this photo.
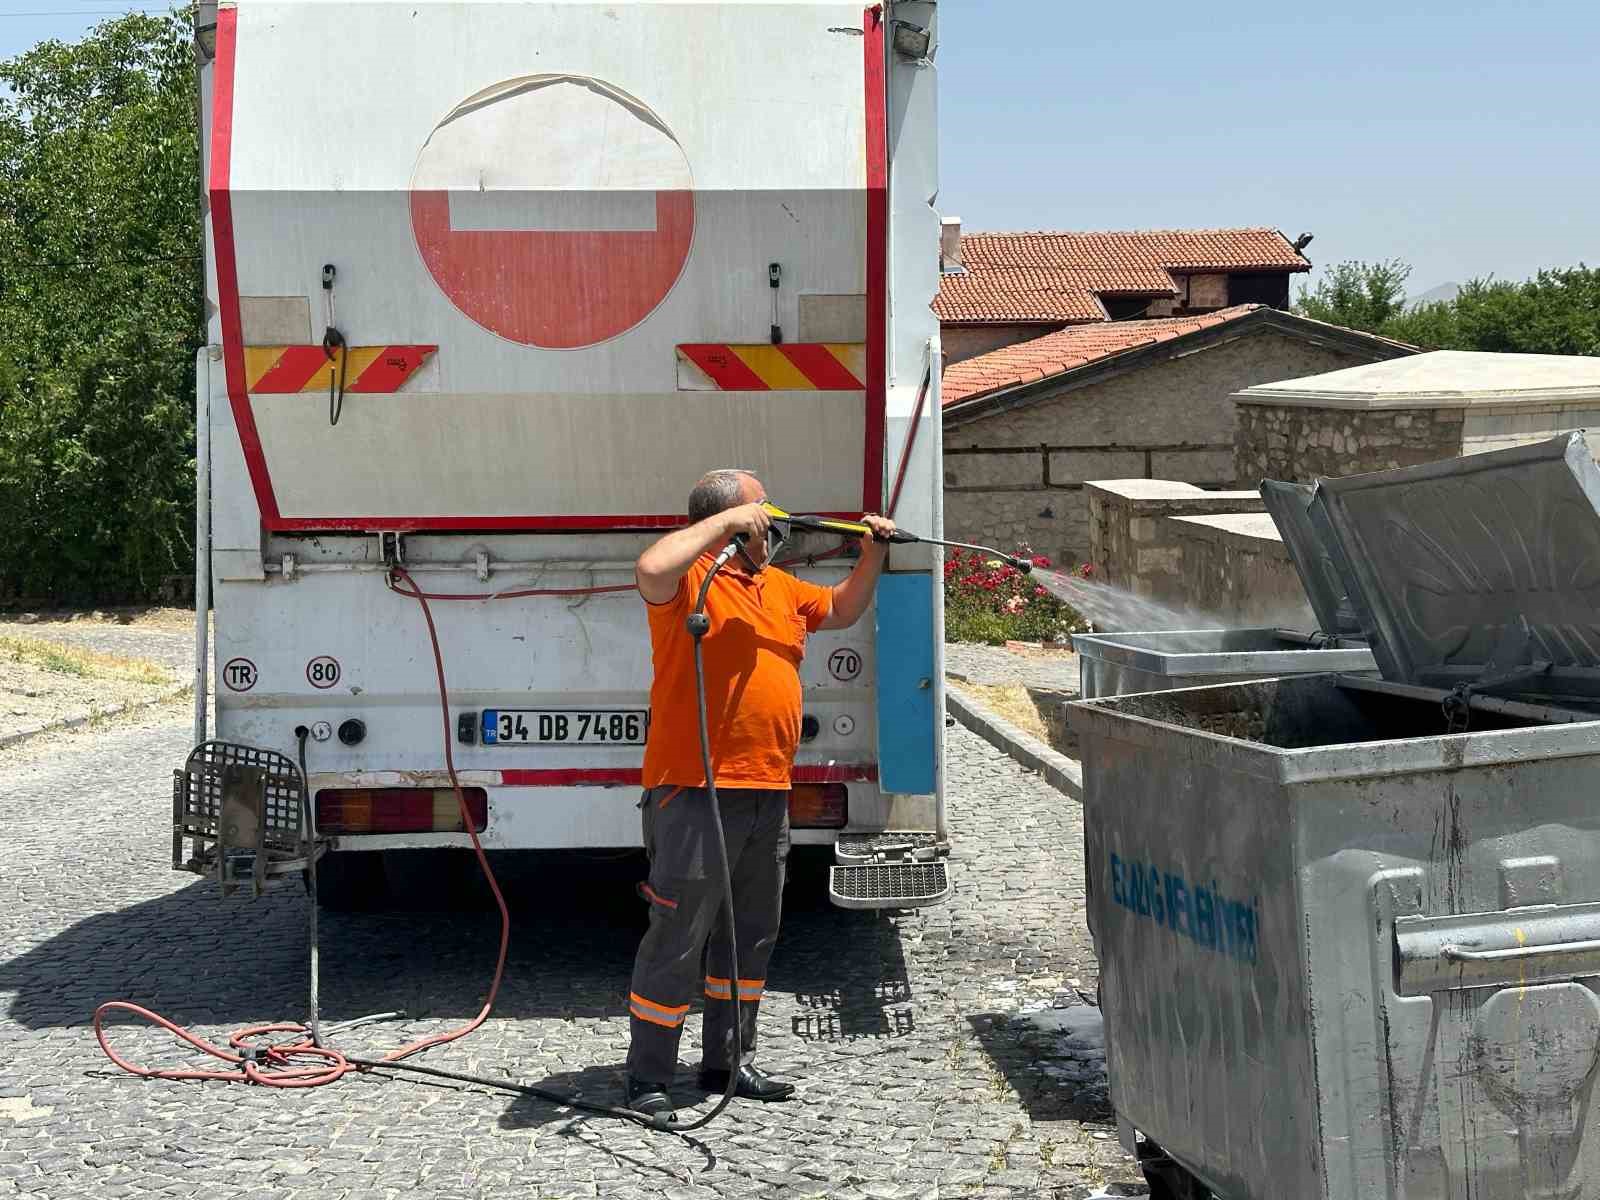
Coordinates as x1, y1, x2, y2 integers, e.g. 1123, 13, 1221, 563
943, 547, 1093, 644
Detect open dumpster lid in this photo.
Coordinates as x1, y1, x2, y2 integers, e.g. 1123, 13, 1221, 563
1259, 480, 1368, 641
1308, 433, 1600, 702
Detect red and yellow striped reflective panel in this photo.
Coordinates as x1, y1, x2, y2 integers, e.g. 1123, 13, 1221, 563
676, 343, 866, 391
243, 345, 437, 394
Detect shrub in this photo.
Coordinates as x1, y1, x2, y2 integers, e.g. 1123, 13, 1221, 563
0, 14, 201, 603
942, 547, 1091, 645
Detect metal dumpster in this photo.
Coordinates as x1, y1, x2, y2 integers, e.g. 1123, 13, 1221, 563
1068, 433, 1600, 1200
1072, 627, 1375, 699
1073, 481, 1376, 699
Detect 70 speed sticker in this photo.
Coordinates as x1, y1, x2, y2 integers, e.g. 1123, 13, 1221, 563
827, 648, 863, 681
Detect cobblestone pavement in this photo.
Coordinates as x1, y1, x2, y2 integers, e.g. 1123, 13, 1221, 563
942, 645, 1079, 696
0, 702, 1143, 1199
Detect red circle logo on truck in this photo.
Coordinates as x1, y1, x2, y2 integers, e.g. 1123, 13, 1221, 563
409, 74, 695, 349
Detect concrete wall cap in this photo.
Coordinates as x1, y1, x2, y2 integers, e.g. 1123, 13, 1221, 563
1083, 478, 1208, 499
1232, 350, 1600, 411
1168, 512, 1286, 546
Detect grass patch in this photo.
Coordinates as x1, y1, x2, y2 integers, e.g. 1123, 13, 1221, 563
0, 636, 170, 685
955, 682, 1053, 745
950, 679, 1080, 757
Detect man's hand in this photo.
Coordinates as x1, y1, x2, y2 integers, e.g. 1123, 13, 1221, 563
858, 513, 896, 544
635, 500, 774, 604
820, 513, 895, 630
720, 502, 772, 547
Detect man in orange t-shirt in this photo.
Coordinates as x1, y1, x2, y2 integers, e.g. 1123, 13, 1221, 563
624, 469, 893, 1119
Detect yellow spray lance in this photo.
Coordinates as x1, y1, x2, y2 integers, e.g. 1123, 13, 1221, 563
759, 502, 1034, 573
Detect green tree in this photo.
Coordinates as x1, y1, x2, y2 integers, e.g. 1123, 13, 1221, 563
1450, 267, 1600, 356
1294, 259, 1413, 333
1297, 258, 1600, 356
0, 11, 201, 603
1384, 299, 1463, 350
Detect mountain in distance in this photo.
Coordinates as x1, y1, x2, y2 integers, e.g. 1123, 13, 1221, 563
1406, 282, 1460, 310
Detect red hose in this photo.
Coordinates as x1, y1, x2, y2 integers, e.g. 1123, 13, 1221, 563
884, 364, 931, 520
97, 544, 857, 1085
94, 565, 512, 1088
388, 576, 637, 602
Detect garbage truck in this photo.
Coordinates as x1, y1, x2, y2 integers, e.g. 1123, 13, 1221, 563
175, 0, 951, 911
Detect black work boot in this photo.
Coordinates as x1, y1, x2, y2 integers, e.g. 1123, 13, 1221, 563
625, 1076, 674, 1121
698, 1064, 795, 1102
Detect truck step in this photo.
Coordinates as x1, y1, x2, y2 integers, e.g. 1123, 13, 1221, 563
834, 831, 941, 864
828, 862, 950, 910
172, 740, 315, 898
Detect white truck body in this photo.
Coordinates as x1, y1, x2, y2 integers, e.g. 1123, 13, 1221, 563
191, 0, 945, 897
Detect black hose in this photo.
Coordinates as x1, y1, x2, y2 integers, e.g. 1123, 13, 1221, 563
341, 548, 743, 1134
295, 729, 322, 1046
345, 1056, 669, 1129
323, 326, 348, 427
295, 732, 687, 1134
671, 543, 745, 1131
286, 551, 746, 1134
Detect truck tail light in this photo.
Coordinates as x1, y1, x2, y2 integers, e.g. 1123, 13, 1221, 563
315, 787, 487, 835
789, 783, 847, 829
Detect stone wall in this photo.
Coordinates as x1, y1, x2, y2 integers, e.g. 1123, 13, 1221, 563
942, 323, 1061, 365
1085, 480, 1265, 602
1461, 404, 1600, 460
944, 330, 1370, 565
1234, 403, 1465, 482
1172, 513, 1314, 628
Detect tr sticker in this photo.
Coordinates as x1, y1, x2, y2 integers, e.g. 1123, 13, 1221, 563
222, 657, 257, 692
306, 656, 341, 690
827, 648, 863, 681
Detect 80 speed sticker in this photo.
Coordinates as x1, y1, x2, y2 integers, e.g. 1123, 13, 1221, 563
306, 656, 341, 689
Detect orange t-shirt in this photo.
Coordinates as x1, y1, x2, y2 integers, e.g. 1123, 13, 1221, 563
640, 556, 834, 789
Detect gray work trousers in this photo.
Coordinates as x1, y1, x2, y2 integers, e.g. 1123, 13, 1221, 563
625, 785, 789, 1085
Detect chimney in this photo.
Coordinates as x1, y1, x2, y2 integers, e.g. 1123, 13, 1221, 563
940, 216, 964, 275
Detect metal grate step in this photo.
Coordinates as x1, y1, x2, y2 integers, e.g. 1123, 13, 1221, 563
829, 862, 950, 910
172, 740, 317, 897
834, 831, 941, 864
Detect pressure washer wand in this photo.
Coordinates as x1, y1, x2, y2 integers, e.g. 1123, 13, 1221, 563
760, 504, 1034, 574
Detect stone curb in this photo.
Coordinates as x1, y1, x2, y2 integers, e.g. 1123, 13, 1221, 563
946, 680, 1082, 801
0, 681, 192, 751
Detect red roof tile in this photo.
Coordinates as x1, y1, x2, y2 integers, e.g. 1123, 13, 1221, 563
942, 305, 1262, 407
935, 227, 1310, 324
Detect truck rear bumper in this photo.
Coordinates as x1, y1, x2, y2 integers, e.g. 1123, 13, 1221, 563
305, 781, 930, 850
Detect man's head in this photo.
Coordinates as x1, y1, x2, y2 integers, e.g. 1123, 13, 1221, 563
688, 468, 770, 567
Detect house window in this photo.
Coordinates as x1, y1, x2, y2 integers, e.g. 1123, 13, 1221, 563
1227, 272, 1290, 308
1102, 296, 1154, 321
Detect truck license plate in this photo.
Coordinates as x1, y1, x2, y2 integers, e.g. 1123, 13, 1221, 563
481, 709, 648, 746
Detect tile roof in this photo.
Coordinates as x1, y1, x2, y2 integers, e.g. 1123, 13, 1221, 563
942, 304, 1263, 406
935, 227, 1311, 324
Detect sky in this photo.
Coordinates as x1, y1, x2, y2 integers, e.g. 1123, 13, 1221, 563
936, 0, 1600, 295
0, 0, 167, 62
3, 0, 1597, 297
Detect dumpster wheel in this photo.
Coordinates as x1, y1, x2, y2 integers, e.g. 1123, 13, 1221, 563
1137, 1140, 1213, 1200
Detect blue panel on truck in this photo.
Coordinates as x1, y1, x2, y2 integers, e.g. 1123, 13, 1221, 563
874, 572, 936, 794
